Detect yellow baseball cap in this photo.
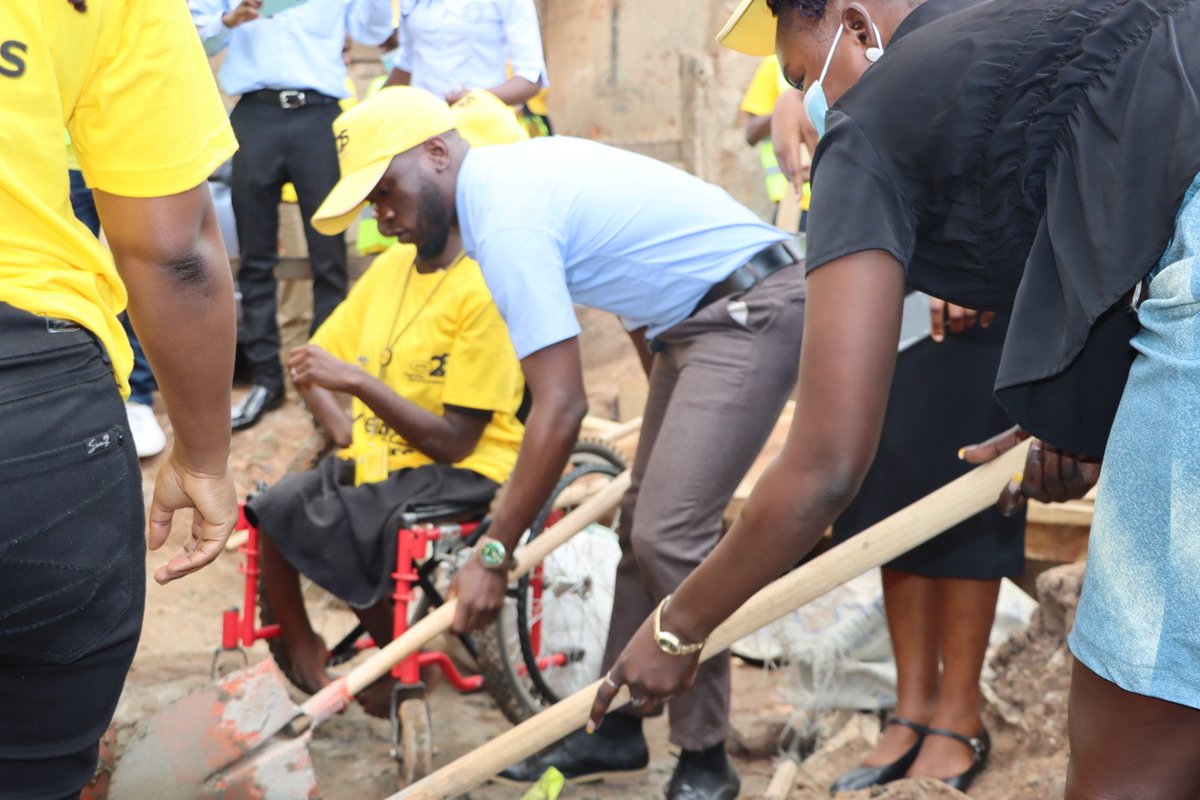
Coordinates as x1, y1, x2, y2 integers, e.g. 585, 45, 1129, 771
312, 87, 530, 235
450, 89, 529, 147
312, 86, 455, 236
717, 0, 777, 57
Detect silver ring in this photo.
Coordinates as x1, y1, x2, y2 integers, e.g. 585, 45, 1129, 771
629, 696, 646, 707
604, 673, 620, 690
289, 368, 298, 379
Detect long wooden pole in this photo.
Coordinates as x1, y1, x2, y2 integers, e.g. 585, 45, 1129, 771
388, 441, 1030, 799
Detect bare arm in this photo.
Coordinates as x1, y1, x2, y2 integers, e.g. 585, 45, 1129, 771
771, 88, 818, 192
383, 67, 412, 88
450, 336, 588, 633
287, 344, 487, 463
93, 183, 238, 584
745, 113, 772, 146
297, 385, 353, 449
590, 250, 907, 721
446, 77, 540, 106
481, 76, 540, 106
485, 337, 588, 549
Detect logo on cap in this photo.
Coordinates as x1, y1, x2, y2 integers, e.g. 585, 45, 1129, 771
336, 128, 350, 155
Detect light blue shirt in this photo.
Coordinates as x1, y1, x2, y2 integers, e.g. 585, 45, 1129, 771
456, 137, 788, 359
190, 0, 393, 98
397, 0, 547, 99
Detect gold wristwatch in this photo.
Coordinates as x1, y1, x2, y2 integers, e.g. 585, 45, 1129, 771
653, 594, 706, 656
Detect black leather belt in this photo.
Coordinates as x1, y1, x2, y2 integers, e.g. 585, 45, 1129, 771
242, 89, 339, 109
694, 239, 802, 313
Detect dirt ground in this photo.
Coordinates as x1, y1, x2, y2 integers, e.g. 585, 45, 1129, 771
106, 304, 1077, 799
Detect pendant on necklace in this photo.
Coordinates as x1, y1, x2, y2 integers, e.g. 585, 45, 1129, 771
380, 349, 393, 367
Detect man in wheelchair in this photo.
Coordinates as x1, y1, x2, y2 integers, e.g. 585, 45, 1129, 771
244, 189, 525, 705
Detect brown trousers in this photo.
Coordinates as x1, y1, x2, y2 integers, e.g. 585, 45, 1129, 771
601, 265, 806, 750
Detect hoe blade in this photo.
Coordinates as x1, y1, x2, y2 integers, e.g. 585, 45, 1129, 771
107, 659, 319, 799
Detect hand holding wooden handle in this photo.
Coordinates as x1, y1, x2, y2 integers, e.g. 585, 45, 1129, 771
321, 470, 631, 700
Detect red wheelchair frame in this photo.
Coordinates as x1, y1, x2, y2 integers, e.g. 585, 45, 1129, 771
216, 502, 564, 694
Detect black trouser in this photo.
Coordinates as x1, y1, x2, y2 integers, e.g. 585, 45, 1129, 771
0, 304, 145, 800
230, 95, 347, 392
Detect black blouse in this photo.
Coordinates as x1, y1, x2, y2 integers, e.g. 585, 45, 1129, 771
807, 0, 1200, 457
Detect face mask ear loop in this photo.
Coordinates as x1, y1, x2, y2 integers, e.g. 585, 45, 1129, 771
816, 22, 845, 85
865, 20, 885, 63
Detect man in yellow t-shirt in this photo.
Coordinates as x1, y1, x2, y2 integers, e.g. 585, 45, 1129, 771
739, 55, 790, 205
0, 0, 238, 795
246, 238, 525, 698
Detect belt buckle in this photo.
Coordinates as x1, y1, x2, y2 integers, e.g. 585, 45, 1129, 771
279, 90, 306, 109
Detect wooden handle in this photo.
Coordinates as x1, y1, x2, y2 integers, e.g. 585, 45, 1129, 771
775, 185, 803, 234
316, 469, 631, 701
764, 757, 800, 800
388, 442, 1030, 800
512, 470, 631, 579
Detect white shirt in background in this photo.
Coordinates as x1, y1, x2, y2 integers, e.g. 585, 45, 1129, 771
397, 0, 548, 99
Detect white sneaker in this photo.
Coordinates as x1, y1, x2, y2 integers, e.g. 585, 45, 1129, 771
126, 401, 166, 459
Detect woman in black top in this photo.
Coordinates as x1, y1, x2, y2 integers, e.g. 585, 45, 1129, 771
589, 1, 1200, 797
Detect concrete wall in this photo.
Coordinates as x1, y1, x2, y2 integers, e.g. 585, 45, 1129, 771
538, 0, 771, 217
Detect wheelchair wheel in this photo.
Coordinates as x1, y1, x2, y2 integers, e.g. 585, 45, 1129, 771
475, 442, 626, 723
567, 436, 628, 472
397, 696, 434, 787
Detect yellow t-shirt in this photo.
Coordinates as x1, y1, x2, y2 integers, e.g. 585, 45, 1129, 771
0, 0, 237, 398
739, 55, 788, 117
310, 246, 524, 485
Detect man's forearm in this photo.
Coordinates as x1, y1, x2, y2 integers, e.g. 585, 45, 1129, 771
299, 385, 352, 448
484, 76, 540, 106
350, 372, 473, 463
487, 398, 586, 550
745, 113, 772, 146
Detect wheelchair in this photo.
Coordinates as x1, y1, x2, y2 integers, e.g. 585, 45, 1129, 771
214, 438, 627, 785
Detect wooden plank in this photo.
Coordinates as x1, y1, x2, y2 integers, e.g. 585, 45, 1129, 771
1025, 522, 1090, 563
1026, 498, 1095, 528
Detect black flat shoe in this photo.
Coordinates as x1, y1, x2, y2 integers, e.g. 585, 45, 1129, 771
829, 716, 928, 793
666, 757, 740, 800
927, 725, 989, 793
231, 384, 283, 431
490, 727, 649, 787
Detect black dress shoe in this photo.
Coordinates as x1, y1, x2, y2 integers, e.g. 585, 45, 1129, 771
829, 716, 928, 793
666, 757, 740, 800
231, 384, 283, 431
491, 728, 649, 787
928, 725, 990, 793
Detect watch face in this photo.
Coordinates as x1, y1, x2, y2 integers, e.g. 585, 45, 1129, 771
479, 539, 506, 568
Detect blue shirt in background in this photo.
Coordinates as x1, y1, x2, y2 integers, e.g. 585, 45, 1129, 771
190, 0, 393, 98
457, 137, 788, 359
